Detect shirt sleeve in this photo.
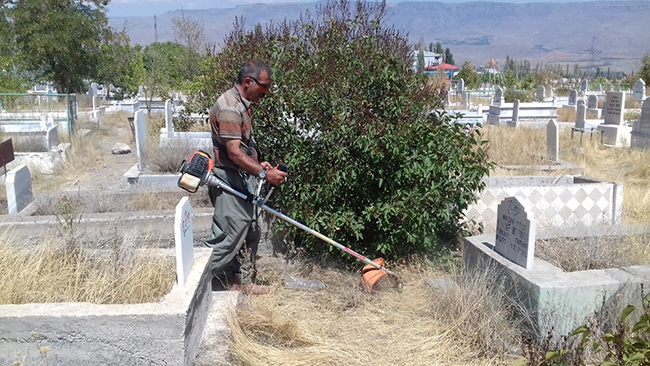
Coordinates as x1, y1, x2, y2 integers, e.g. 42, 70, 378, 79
216, 106, 243, 140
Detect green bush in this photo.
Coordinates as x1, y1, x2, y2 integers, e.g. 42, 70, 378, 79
204, 0, 491, 261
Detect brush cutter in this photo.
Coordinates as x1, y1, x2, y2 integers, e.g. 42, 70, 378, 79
177, 150, 403, 292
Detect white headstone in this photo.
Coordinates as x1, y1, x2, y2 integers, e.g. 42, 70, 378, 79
547, 119, 559, 161
494, 197, 536, 270
46, 125, 59, 150
587, 95, 598, 109
138, 85, 145, 98
90, 82, 98, 96
457, 78, 465, 93
174, 197, 194, 286
580, 79, 588, 92
604, 91, 625, 125
634, 98, 650, 135
536, 86, 545, 99
134, 110, 148, 170
568, 90, 578, 106
512, 99, 520, 122
493, 86, 503, 107
575, 100, 586, 129
165, 99, 174, 139
6, 165, 33, 215
633, 79, 646, 101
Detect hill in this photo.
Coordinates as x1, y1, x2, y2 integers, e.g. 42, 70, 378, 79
108, 1, 650, 73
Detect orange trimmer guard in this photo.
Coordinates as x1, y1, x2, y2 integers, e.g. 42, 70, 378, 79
360, 258, 389, 292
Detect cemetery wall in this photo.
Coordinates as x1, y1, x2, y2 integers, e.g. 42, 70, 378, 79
465, 175, 622, 232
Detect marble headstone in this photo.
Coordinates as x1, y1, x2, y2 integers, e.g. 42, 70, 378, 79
494, 197, 536, 270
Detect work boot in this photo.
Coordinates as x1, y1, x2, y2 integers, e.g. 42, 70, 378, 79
231, 283, 270, 295
230, 273, 269, 295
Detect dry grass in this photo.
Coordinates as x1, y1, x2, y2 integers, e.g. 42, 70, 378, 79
536, 233, 650, 272
0, 231, 175, 305
483, 124, 551, 165
225, 259, 520, 366
556, 107, 576, 122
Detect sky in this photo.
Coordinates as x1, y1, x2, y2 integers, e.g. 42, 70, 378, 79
105, 0, 639, 18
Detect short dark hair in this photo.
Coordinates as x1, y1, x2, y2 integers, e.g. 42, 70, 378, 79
237, 59, 272, 84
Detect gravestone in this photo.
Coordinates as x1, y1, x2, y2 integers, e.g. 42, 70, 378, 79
631, 99, 650, 150
0, 139, 14, 174
580, 79, 588, 92
512, 99, 520, 122
493, 86, 503, 107
633, 79, 646, 101
90, 82, 98, 96
457, 78, 465, 93
487, 105, 501, 125
603, 92, 625, 125
598, 91, 631, 146
635, 99, 650, 135
587, 95, 600, 119
6, 164, 33, 214
174, 197, 194, 286
536, 86, 545, 100
165, 99, 174, 139
46, 125, 59, 150
568, 90, 578, 106
494, 197, 536, 270
138, 85, 145, 98
587, 95, 598, 109
575, 100, 586, 129
547, 119, 559, 161
134, 110, 148, 170
90, 82, 99, 111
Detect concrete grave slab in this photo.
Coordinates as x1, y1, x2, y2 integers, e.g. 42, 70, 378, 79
463, 226, 650, 339
0, 248, 214, 366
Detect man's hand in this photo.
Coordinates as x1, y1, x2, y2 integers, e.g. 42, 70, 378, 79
262, 162, 287, 186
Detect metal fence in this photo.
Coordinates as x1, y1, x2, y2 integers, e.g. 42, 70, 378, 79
0, 93, 78, 135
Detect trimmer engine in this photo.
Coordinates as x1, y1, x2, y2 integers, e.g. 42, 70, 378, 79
178, 150, 213, 193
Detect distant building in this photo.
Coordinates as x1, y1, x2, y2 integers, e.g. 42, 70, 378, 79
412, 50, 443, 69
425, 62, 460, 79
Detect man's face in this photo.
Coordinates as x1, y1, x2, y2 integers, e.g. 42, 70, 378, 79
245, 70, 271, 103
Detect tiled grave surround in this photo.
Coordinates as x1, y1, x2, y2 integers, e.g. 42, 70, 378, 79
465, 176, 622, 233
0, 248, 213, 366
463, 226, 650, 339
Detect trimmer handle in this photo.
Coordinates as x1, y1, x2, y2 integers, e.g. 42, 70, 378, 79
272, 163, 288, 186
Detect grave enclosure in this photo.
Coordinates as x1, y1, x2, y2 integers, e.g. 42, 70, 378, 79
464, 197, 650, 339
0, 198, 236, 366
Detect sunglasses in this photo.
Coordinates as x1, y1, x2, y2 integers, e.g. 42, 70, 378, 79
248, 76, 271, 89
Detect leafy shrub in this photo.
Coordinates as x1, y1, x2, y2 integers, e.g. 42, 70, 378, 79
504, 87, 533, 103
515, 293, 650, 366
201, 0, 491, 261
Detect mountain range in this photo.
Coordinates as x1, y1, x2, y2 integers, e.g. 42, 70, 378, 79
108, 1, 650, 73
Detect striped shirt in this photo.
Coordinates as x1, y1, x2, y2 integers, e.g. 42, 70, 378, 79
209, 86, 258, 170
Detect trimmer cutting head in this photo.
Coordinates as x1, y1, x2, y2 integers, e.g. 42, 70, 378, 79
360, 258, 389, 292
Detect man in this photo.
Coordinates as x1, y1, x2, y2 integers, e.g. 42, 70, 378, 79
205, 59, 287, 295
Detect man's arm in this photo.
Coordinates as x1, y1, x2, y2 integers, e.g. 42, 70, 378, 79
224, 139, 287, 186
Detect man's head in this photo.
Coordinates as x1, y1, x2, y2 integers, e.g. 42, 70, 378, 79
237, 59, 272, 103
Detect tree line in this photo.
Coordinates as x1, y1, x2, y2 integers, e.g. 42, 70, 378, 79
0, 0, 206, 99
